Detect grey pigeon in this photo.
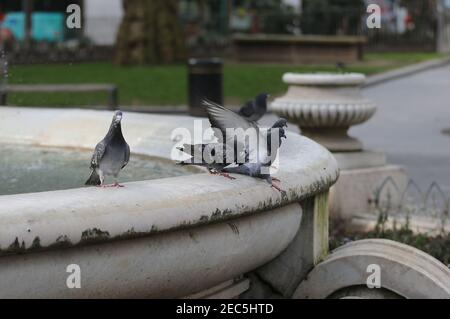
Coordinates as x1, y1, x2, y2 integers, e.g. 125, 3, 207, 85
267, 119, 287, 162
204, 100, 287, 192
85, 110, 130, 187
177, 143, 248, 179
224, 119, 288, 193
238, 93, 269, 122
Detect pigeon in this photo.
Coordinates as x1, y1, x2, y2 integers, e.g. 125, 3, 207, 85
204, 100, 287, 192
238, 93, 269, 122
336, 61, 346, 72
85, 110, 130, 187
177, 142, 248, 180
223, 119, 288, 193
267, 118, 288, 163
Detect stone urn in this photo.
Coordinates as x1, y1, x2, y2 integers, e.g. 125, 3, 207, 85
270, 73, 376, 152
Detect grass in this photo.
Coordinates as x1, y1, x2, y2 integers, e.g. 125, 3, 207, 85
6, 52, 446, 107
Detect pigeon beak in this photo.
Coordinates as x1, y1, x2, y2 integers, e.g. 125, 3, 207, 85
113, 114, 122, 126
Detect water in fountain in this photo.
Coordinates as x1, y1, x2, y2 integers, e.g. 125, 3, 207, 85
0, 144, 197, 196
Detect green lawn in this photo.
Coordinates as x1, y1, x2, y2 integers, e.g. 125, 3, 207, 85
6, 52, 445, 107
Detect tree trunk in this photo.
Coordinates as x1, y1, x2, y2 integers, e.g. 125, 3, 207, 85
115, 0, 186, 65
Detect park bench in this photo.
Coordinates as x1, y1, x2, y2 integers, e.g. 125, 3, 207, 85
0, 83, 118, 109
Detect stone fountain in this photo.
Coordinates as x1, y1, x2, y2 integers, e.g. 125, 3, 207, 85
0, 107, 448, 299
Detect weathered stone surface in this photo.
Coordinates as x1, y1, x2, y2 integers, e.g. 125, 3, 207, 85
333, 150, 386, 170
0, 206, 300, 298
294, 239, 450, 299
329, 165, 408, 221
243, 193, 329, 298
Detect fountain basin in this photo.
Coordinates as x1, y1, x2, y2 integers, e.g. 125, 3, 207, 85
0, 107, 339, 298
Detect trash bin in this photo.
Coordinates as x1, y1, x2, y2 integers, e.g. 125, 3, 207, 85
188, 58, 223, 117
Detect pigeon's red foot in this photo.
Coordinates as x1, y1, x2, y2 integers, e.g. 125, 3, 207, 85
100, 183, 125, 188
209, 170, 236, 180
112, 182, 125, 188
270, 183, 286, 194
219, 173, 236, 180
272, 177, 281, 183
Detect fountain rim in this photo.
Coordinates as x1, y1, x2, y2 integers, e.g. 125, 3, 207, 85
0, 107, 339, 256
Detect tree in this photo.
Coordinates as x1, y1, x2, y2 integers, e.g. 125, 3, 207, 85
115, 0, 186, 65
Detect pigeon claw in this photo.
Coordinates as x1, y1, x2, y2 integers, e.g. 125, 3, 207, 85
100, 182, 125, 188
209, 170, 236, 180
270, 183, 286, 195
219, 173, 236, 180
112, 182, 125, 188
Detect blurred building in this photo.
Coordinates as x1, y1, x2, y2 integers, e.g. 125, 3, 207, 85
0, 0, 82, 42
1, 0, 449, 58
84, 0, 123, 46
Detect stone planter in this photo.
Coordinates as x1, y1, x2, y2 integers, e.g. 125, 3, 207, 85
270, 73, 376, 152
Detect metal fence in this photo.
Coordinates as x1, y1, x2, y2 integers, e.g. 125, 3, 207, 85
370, 177, 450, 232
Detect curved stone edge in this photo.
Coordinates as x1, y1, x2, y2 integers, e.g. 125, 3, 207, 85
293, 239, 450, 299
0, 107, 339, 256
270, 100, 376, 127
283, 73, 366, 86
0, 204, 302, 298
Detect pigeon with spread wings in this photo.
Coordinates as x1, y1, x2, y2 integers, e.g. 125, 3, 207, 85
203, 99, 287, 192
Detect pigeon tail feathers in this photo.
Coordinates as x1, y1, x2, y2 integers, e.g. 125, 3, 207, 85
85, 170, 101, 186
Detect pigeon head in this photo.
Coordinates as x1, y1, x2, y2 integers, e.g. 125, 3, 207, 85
112, 110, 123, 128
256, 93, 270, 107
272, 118, 288, 129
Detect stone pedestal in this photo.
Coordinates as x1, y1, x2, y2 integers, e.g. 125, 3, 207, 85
329, 164, 408, 221
270, 73, 409, 222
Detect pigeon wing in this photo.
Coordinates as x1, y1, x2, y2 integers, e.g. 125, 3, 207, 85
204, 99, 271, 165
90, 140, 107, 169
122, 143, 130, 169
204, 99, 257, 144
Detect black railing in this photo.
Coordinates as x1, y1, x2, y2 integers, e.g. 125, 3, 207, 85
370, 177, 449, 231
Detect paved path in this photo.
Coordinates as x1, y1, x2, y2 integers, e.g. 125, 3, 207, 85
353, 65, 450, 194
